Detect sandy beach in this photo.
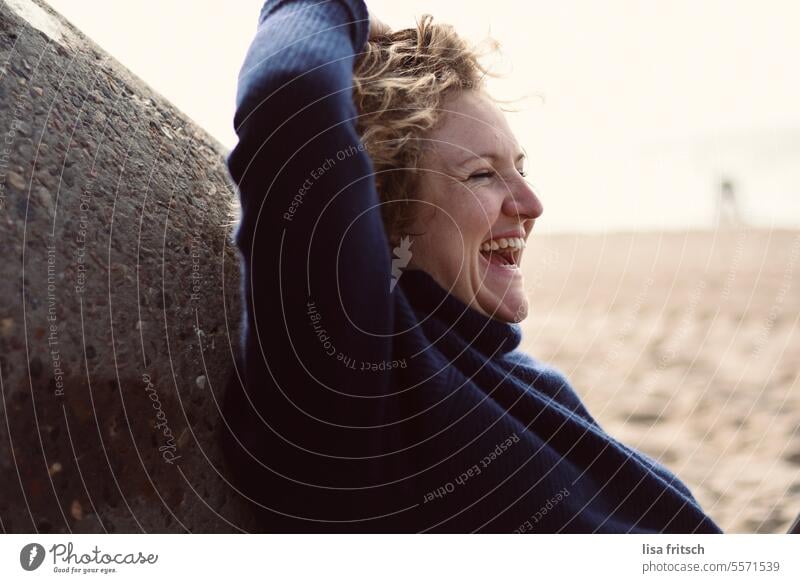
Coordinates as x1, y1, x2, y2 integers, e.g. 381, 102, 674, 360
519, 229, 800, 533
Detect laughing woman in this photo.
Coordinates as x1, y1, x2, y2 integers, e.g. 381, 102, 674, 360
222, 0, 722, 533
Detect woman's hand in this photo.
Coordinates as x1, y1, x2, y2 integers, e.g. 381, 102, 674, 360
368, 10, 391, 40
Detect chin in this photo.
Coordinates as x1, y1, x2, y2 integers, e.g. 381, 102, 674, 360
500, 298, 528, 323
473, 247, 528, 322
479, 291, 528, 323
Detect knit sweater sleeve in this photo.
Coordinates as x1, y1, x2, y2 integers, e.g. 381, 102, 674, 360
224, 0, 395, 518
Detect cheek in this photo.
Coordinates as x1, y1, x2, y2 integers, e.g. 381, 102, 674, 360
414, 182, 499, 257
437, 197, 496, 269
454, 190, 500, 239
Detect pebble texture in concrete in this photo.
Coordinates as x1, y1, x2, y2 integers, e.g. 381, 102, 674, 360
0, 0, 256, 533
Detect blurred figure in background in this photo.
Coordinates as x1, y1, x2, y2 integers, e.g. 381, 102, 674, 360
716, 176, 743, 228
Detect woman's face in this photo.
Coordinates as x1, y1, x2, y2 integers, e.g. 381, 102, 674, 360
403, 89, 543, 323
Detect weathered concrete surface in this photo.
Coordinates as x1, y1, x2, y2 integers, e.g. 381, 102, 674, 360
0, 0, 255, 532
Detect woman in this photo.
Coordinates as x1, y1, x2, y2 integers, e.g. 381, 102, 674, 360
222, 0, 722, 533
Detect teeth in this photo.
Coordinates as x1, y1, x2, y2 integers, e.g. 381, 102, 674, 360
480, 237, 526, 252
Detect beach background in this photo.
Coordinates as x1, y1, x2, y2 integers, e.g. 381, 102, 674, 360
521, 229, 800, 533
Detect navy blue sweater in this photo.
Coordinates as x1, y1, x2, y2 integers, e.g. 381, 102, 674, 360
223, 0, 722, 533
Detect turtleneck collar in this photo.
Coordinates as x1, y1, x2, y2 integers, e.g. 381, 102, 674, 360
397, 269, 523, 356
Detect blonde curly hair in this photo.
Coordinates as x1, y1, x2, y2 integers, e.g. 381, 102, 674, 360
352, 14, 500, 246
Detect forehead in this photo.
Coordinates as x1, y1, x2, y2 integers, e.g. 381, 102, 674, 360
424, 90, 520, 166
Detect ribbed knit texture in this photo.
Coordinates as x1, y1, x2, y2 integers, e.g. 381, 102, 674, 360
222, 0, 723, 533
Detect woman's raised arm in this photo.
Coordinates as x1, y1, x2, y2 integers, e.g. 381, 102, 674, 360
224, 0, 397, 527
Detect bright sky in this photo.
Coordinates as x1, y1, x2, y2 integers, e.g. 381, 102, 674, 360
43, 0, 800, 232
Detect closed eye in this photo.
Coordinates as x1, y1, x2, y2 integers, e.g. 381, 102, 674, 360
468, 169, 527, 180
469, 171, 495, 180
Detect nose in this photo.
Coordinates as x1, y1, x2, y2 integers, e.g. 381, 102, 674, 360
502, 174, 543, 221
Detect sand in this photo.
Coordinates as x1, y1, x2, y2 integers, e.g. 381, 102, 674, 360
518, 228, 800, 533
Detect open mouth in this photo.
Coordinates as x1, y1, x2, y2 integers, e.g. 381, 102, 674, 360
479, 237, 525, 269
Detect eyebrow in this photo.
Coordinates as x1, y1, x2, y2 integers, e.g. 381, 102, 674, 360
454, 150, 527, 168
